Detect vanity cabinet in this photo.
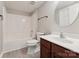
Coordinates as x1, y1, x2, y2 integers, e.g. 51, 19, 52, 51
40, 38, 79, 58
41, 45, 50, 58
54, 44, 78, 58
40, 38, 51, 58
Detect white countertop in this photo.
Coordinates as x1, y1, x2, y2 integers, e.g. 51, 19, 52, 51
40, 34, 79, 53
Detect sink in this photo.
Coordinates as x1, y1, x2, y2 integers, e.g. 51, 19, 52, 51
54, 37, 73, 44
43, 34, 73, 44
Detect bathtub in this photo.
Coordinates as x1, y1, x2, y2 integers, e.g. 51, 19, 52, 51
3, 37, 31, 53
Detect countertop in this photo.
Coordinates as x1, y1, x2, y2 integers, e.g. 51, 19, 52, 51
40, 34, 79, 53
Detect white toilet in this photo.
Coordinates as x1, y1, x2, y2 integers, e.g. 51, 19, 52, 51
26, 32, 44, 54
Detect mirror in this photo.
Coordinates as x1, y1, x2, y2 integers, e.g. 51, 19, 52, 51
55, 2, 79, 27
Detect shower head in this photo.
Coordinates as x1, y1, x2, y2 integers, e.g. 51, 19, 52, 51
38, 16, 48, 20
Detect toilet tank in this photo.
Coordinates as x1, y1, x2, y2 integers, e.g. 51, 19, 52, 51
36, 32, 45, 41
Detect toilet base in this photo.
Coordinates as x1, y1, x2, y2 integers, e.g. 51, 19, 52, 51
27, 43, 40, 55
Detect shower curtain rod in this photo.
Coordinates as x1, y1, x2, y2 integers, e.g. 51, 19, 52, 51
38, 16, 48, 20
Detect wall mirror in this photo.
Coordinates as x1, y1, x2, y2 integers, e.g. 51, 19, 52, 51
55, 2, 79, 27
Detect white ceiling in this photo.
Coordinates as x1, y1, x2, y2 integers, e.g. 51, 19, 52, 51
4, 1, 45, 15
57, 1, 77, 9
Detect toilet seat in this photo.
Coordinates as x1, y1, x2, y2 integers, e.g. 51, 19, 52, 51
26, 39, 39, 44
26, 39, 39, 46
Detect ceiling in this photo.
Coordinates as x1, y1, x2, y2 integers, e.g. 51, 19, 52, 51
57, 1, 77, 9
4, 1, 45, 16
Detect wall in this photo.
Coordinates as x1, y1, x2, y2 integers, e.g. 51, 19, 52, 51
38, 1, 59, 33
3, 13, 31, 52
0, 2, 3, 15
0, 1, 4, 55
31, 11, 38, 38
3, 3, 7, 52
38, 1, 79, 39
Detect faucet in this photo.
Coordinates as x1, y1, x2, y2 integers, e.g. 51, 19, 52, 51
44, 32, 51, 35
60, 32, 65, 39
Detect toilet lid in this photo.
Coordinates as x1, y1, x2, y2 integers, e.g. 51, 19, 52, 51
26, 40, 39, 44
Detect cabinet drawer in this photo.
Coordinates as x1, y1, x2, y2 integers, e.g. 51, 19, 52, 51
40, 38, 50, 49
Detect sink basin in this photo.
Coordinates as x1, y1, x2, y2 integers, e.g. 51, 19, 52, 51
54, 37, 73, 43
43, 34, 73, 44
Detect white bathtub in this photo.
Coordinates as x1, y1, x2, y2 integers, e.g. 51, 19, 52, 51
3, 37, 31, 53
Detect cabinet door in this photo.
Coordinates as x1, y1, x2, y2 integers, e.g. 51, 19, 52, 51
51, 43, 55, 58
40, 45, 50, 58
54, 44, 78, 58
41, 38, 50, 49
40, 38, 51, 58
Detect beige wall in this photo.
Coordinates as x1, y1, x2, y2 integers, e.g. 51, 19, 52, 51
38, 1, 59, 33
3, 3, 7, 52
0, 2, 3, 15
38, 1, 79, 39
31, 11, 38, 38
0, 1, 3, 54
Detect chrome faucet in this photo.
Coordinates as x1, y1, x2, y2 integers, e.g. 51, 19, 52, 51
60, 32, 65, 38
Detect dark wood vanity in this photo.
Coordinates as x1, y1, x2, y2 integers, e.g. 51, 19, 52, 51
40, 38, 79, 58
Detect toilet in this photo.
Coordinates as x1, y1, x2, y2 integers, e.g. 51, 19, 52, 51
26, 32, 44, 54
26, 39, 39, 54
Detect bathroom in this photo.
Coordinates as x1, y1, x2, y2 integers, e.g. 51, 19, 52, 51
0, 0, 79, 58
